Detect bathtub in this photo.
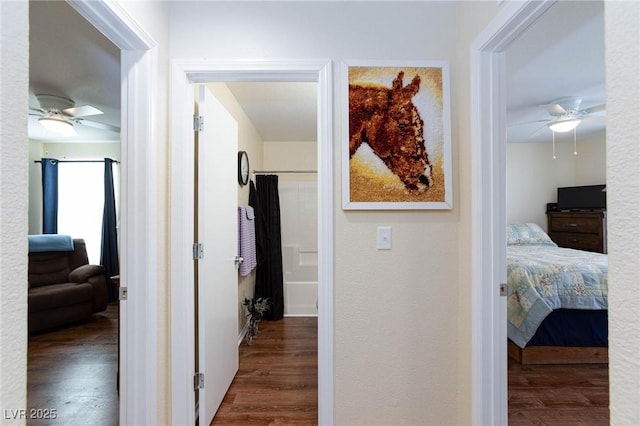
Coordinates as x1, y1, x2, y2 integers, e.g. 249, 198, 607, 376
283, 246, 318, 316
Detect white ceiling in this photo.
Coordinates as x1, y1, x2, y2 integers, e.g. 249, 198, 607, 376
506, 0, 605, 144
28, 1, 604, 145
29, 1, 120, 142
225, 82, 318, 142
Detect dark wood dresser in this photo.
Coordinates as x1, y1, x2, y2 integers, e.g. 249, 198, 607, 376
546, 210, 607, 253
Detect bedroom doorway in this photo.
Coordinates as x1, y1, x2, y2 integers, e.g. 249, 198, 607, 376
170, 61, 333, 425
27, 2, 121, 424
52, 1, 158, 425
470, 0, 607, 424
504, 0, 608, 423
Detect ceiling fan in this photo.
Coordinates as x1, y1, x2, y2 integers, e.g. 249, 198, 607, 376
29, 94, 120, 136
509, 96, 606, 137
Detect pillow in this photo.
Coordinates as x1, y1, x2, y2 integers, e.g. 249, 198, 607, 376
507, 223, 557, 246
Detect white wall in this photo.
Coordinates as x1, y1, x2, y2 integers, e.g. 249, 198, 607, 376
605, 1, 640, 423
507, 141, 575, 229
0, 0, 29, 419
28, 141, 44, 233
263, 140, 317, 181
574, 130, 607, 184
169, 2, 467, 423
506, 131, 606, 230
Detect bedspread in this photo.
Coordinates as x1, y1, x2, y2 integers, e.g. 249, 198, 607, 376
507, 244, 608, 348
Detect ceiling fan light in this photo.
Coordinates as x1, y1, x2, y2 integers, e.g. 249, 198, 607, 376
38, 115, 76, 136
549, 119, 581, 133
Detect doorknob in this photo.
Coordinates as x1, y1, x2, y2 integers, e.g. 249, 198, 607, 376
234, 256, 244, 269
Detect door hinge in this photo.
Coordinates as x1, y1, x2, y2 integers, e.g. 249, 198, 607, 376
193, 243, 204, 260
499, 283, 508, 297
193, 115, 204, 132
194, 372, 204, 390
119, 286, 128, 301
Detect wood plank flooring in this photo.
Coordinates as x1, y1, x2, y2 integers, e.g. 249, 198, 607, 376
27, 303, 119, 426
28, 308, 608, 425
508, 358, 609, 425
212, 316, 318, 425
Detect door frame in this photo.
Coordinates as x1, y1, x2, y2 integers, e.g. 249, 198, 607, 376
66, 1, 159, 424
170, 60, 334, 425
469, 0, 556, 424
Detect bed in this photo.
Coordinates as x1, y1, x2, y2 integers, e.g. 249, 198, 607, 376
506, 223, 608, 364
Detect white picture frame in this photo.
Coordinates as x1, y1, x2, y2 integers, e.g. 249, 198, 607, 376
342, 60, 453, 210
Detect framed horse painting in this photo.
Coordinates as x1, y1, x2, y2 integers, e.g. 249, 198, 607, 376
342, 60, 452, 210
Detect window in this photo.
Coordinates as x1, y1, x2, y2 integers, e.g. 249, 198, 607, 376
57, 162, 115, 263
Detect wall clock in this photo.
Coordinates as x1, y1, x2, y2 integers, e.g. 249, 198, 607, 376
238, 151, 250, 186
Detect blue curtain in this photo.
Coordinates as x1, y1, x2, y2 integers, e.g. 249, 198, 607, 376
101, 158, 120, 302
41, 158, 58, 234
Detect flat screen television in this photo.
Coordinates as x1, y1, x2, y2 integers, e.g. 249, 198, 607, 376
557, 184, 606, 211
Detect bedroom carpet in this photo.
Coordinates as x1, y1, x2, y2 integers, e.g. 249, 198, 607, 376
509, 357, 609, 425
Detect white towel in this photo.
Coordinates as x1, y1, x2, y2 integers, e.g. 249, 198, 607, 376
238, 206, 257, 276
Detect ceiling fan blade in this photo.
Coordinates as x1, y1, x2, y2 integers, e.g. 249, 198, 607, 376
528, 124, 550, 139
63, 105, 103, 117
583, 104, 606, 114
540, 97, 583, 116
507, 118, 550, 128
540, 103, 567, 115
74, 118, 120, 133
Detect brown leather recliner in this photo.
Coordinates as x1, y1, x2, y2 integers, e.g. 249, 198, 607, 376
28, 238, 109, 333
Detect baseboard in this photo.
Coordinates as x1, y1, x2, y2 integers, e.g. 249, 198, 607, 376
238, 321, 249, 346
284, 313, 318, 318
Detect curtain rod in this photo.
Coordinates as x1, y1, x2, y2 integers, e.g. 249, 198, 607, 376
253, 170, 316, 175
34, 159, 120, 164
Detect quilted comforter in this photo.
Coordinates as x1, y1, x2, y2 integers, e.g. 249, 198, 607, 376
507, 244, 608, 348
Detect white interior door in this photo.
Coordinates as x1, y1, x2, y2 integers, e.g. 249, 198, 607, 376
196, 84, 239, 424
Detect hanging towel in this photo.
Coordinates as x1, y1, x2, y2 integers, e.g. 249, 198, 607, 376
238, 206, 258, 276
249, 180, 267, 265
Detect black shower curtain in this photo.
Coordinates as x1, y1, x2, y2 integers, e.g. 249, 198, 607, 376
251, 175, 284, 321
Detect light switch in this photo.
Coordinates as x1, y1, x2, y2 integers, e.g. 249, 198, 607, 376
377, 226, 392, 250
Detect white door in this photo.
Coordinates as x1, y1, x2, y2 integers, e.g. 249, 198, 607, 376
196, 84, 239, 424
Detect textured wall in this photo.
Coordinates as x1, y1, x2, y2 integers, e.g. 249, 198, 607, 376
0, 0, 29, 421
169, 2, 465, 423
605, 1, 640, 423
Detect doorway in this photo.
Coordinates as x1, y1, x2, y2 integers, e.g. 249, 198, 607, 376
170, 61, 334, 425
470, 1, 558, 424
504, 1, 608, 422
60, 1, 158, 425
27, 1, 121, 423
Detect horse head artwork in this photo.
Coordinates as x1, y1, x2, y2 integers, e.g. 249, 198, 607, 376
349, 71, 433, 193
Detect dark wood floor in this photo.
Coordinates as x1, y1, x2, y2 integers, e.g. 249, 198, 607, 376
212, 316, 318, 425
508, 358, 609, 425
28, 309, 608, 425
27, 303, 119, 426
